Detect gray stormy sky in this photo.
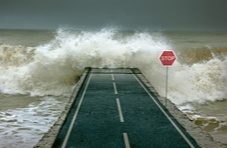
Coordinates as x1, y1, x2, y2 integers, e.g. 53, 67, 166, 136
0, 0, 227, 30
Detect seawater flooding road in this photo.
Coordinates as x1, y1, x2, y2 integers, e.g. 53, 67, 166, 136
53, 68, 199, 148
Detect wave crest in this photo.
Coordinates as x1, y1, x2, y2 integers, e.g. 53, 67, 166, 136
0, 29, 226, 105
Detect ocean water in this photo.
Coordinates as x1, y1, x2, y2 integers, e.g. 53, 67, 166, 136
0, 28, 226, 147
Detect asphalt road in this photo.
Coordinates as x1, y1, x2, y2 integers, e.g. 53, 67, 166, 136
53, 68, 199, 148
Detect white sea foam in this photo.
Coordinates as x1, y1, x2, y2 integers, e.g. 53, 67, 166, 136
0, 28, 226, 105
0, 96, 67, 147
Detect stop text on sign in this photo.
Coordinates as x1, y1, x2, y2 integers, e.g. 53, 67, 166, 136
159, 50, 176, 66
160, 56, 175, 61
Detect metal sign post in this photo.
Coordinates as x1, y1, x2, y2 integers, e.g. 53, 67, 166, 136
165, 66, 168, 106
159, 50, 176, 106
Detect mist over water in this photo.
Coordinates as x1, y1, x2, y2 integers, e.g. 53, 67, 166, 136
0, 28, 227, 146
1, 29, 226, 104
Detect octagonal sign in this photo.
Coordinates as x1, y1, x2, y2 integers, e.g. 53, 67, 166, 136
159, 50, 176, 66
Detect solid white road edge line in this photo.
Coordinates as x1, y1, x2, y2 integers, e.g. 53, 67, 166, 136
61, 74, 92, 148
132, 74, 195, 148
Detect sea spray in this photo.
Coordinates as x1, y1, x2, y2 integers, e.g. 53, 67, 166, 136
0, 28, 227, 146
0, 29, 226, 104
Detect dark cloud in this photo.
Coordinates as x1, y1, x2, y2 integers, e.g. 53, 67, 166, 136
0, 0, 227, 30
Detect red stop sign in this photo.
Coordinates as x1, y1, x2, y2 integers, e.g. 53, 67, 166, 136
159, 50, 176, 66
